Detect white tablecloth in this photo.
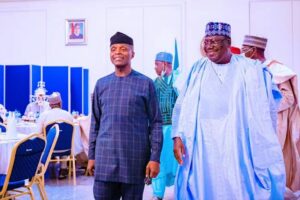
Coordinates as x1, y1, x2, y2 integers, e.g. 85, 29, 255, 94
0, 133, 27, 174
73, 123, 84, 155
16, 122, 38, 135
76, 116, 90, 156
15, 122, 84, 155
12, 121, 83, 155
0, 122, 84, 174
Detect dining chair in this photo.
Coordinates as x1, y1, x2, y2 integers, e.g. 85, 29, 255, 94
0, 133, 46, 200
33, 124, 59, 200
44, 120, 76, 185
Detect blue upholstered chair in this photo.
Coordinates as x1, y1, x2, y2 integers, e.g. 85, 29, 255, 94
34, 124, 59, 200
0, 123, 6, 132
44, 120, 76, 185
0, 133, 46, 200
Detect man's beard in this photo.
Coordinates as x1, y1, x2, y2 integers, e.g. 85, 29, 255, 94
37, 101, 44, 106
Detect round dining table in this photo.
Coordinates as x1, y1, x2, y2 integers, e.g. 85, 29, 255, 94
0, 133, 28, 174
0, 119, 87, 174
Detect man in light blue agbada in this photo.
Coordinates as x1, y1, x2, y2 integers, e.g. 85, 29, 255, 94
152, 52, 178, 200
172, 22, 286, 200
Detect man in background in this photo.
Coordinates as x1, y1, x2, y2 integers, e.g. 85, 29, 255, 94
242, 35, 300, 198
24, 87, 50, 117
172, 22, 285, 200
152, 52, 178, 200
87, 32, 163, 200
37, 92, 73, 179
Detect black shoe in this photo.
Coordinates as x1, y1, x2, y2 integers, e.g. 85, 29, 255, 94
58, 168, 68, 180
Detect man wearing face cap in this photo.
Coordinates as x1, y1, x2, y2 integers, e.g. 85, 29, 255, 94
87, 32, 163, 199
36, 92, 74, 179
37, 92, 73, 133
151, 52, 178, 200
242, 35, 300, 198
172, 22, 285, 199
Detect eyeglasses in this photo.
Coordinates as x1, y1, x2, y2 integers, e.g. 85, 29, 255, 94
203, 38, 227, 47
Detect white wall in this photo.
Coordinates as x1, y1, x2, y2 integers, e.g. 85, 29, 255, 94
250, 1, 293, 69
0, 0, 249, 91
185, 0, 249, 68
0, 0, 299, 94
250, 0, 300, 89
105, 3, 184, 78
0, 9, 46, 64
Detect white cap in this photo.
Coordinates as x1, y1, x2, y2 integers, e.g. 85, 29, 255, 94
48, 92, 62, 105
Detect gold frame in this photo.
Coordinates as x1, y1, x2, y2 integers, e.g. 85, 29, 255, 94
65, 18, 87, 46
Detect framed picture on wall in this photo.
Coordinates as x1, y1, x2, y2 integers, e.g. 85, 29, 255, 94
65, 19, 87, 45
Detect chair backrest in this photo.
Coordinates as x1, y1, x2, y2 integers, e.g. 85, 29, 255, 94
44, 120, 74, 156
0, 133, 45, 193
41, 124, 59, 169
0, 122, 6, 132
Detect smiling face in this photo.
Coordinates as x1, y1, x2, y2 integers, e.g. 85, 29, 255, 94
203, 35, 231, 64
110, 43, 134, 69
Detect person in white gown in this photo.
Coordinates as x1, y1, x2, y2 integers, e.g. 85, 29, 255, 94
242, 34, 300, 199
172, 22, 286, 200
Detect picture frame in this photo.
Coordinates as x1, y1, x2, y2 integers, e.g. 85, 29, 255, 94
65, 19, 87, 46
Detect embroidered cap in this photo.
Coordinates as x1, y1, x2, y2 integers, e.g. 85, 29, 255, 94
205, 22, 231, 38
243, 35, 268, 50
155, 52, 173, 64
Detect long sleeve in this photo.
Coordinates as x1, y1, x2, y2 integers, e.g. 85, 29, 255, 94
171, 89, 185, 139
278, 80, 295, 112
262, 66, 282, 132
172, 61, 201, 139
147, 81, 163, 163
88, 83, 102, 160
264, 61, 296, 113
245, 63, 285, 199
